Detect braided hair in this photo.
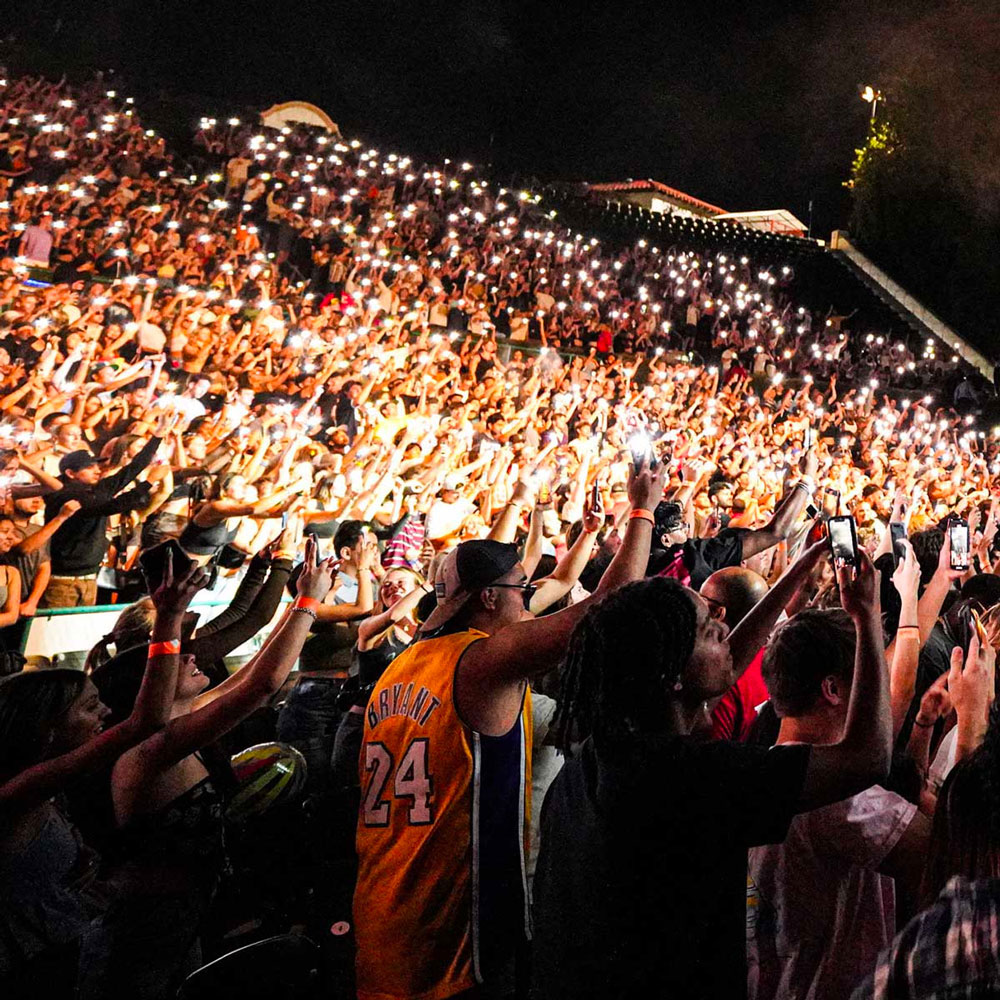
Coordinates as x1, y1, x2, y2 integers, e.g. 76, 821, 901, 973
554, 577, 699, 752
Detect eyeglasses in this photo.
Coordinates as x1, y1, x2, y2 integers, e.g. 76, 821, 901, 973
491, 581, 538, 609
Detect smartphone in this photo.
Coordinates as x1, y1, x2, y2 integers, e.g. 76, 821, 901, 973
805, 502, 819, 520
629, 433, 651, 473
804, 425, 813, 451
822, 488, 841, 519
949, 518, 970, 571
827, 515, 859, 568
138, 539, 195, 594
889, 522, 907, 568
537, 483, 551, 506
590, 482, 600, 510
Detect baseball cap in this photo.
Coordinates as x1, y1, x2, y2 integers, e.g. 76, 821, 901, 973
421, 540, 519, 634
59, 450, 101, 475
441, 473, 465, 493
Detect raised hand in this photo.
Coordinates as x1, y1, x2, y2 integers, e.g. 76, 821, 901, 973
936, 531, 965, 583
891, 538, 920, 602
627, 452, 667, 513
914, 672, 951, 730
949, 632, 996, 738
150, 549, 211, 615
583, 482, 605, 533
837, 550, 880, 622
296, 535, 336, 600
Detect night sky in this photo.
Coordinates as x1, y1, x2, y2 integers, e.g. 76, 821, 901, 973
6, 0, 928, 237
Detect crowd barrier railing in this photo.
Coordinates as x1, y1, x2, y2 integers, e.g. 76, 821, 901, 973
21, 598, 290, 669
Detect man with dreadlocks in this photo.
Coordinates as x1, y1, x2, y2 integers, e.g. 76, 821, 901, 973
353, 458, 667, 1000
531, 547, 893, 1000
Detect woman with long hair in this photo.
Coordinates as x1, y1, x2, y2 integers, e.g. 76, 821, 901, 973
78, 537, 334, 1000
0, 557, 206, 999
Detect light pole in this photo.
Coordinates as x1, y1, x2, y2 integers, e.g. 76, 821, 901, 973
860, 85, 882, 122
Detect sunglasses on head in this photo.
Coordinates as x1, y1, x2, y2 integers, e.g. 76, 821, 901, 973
491, 581, 538, 609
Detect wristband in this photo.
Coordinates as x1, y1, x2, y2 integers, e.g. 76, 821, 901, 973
913, 717, 936, 728
896, 625, 919, 634
629, 508, 655, 524
293, 596, 320, 612
148, 639, 181, 657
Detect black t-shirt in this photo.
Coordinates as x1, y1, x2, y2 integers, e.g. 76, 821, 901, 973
532, 736, 809, 1000
649, 527, 746, 589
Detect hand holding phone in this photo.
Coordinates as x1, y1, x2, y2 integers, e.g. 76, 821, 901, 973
828, 515, 859, 569
822, 488, 841, 519
888, 522, 907, 568
949, 518, 970, 572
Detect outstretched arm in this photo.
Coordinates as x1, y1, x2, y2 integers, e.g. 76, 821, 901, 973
794, 555, 892, 812
0, 558, 207, 815
727, 538, 828, 679
457, 458, 666, 688
115, 539, 334, 780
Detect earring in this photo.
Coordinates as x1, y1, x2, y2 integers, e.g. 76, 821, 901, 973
673, 680, 683, 692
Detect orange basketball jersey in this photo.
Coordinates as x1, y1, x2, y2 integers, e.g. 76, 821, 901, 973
353, 629, 533, 1000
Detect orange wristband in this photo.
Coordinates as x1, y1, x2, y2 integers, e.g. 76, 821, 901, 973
293, 596, 320, 612
630, 509, 655, 524
148, 640, 181, 657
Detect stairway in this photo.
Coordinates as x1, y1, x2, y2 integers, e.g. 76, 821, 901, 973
829, 231, 992, 380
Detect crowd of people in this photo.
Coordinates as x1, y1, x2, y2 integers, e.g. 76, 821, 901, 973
2, 68, 1000, 999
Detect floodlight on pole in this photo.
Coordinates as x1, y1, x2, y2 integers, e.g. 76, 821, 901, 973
860, 85, 882, 121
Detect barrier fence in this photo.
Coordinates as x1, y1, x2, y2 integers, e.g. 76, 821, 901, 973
21, 598, 290, 669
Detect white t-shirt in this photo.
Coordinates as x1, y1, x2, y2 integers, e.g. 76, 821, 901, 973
747, 784, 916, 1000
160, 395, 207, 422
424, 497, 475, 540
528, 693, 564, 882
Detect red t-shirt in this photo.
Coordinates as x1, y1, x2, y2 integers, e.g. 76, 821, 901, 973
711, 647, 768, 742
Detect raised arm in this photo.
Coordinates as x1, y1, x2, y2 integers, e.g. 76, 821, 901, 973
917, 533, 962, 645
949, 633, 995, 762
741, 473, 814, 560
457, 458, 666, 687
315, 545, 375, 623
14, 499, 81, 556
118, 539, 333, 773
357, 580, 432, 649
0, 557, 207, 815
794, 554, 892, 812
727, 538, 828, 679
529, 496, 602, 614
887, 540, 921, 739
